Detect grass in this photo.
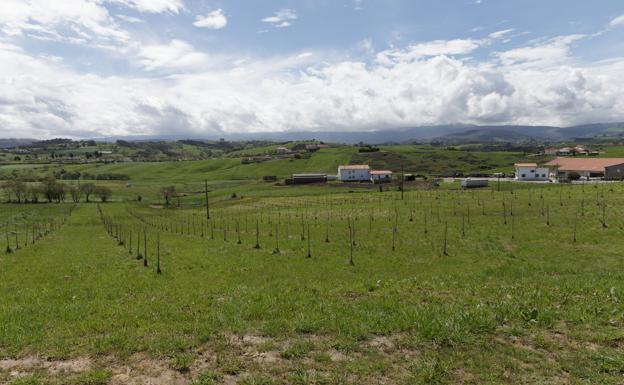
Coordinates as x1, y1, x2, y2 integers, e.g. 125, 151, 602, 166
1, 162, 624, 383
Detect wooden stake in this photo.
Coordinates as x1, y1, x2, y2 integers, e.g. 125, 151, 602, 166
348, 219, 354, 266
306, 224, 311, 258
156, 233, 162, 274
443, 221, 448, 256
254, 219, 260, 249
143, 229, 148, 267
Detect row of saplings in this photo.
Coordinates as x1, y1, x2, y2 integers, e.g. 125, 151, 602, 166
5, 205, 76, 254
2, 177, 112, 204
98, 204, 162, 274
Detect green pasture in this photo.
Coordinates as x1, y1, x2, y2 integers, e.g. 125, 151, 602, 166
1, 182, 623, 384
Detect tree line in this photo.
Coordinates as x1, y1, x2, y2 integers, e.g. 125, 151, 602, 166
2, 177, 112, 204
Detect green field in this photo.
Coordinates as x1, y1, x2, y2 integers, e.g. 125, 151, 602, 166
1, 168, 624, 384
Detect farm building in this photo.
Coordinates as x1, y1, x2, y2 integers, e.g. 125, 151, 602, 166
461, 178, 489, 188
370, 170, 393, 183
543, 146, 598, 157
275, 147, 292, 154
338, 165, 371, 181
546, 157, 624, 180
292, 173, 327, 184
514, 163, 550, 181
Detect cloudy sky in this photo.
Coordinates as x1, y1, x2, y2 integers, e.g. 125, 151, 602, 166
1, 0, 624, 138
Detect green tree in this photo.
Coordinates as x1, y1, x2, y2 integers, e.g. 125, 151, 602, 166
80, 183, 95, 202
95, 186, 112, 202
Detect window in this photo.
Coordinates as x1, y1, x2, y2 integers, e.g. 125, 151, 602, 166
521, 174, 526, 178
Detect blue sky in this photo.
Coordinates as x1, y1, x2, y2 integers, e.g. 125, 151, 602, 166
0, 0, 623, 138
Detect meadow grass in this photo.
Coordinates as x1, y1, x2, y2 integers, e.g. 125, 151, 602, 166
1, 181, 624, 383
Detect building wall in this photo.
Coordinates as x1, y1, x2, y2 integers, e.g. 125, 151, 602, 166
516, 167, 549, 181
339, 168, 370, 181
605, 163, 624, 180
293, 177, 326, 184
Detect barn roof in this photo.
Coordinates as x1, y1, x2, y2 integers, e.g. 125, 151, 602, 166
370, 170, 393, 175
545, 157, 624, 172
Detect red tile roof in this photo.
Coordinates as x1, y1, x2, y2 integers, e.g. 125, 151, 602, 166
545, 157, 624, 172
514, 163, 538, 167
370, 170, 393, 175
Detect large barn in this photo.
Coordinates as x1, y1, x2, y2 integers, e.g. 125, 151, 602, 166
546, 157, 624, 180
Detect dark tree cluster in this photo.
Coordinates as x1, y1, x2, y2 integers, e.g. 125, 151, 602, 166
2, 178, 112, 204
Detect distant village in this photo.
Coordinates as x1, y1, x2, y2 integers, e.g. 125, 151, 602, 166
4, 139, 624, 186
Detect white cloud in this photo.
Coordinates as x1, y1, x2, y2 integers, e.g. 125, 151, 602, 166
194, 9, 227, 30
110, 0, 184, 14
0, 0, 183, 48
262, 9, 297, 28
495, 34, 585, 67
0, 0, 129, 45
489, 29, 515, 39
376, 39, 483, 65
116, 14, 143, 23
137, 40, 210, 71
359, 39, 374, 55
2, 33, 624, 139
610, 14, 624, 28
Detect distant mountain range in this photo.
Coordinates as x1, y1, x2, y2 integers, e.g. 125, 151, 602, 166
239, 122, 624, 144
431, 128, 536, 144
2, 122, 624, 147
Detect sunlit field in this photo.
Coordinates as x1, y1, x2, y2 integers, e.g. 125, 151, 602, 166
1, 182, 623, 384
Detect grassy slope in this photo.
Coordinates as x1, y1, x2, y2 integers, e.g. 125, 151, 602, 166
367, 145, 553, 175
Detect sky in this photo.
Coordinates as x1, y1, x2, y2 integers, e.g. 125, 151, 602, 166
1, 0, 624, 139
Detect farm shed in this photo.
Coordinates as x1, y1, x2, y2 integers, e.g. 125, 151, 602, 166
546, 157, 624, 180
292, 173, 327, 184
461, 178, 489, 188
370, 170, 393, 183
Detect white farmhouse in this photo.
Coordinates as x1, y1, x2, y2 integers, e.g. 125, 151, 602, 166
338, 165, 371, 182
514, 163, 550, 181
